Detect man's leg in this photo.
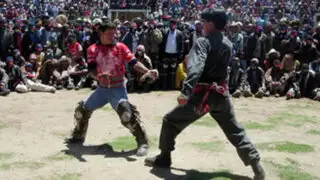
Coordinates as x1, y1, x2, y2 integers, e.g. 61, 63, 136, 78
26, 79, 56, 93
108, 86, 150, 156
0, 84, 10, 96
67, 86, 109, 143
160, 57, 169, 90
209, 96, 265, 180
169, 59, 177, 90
145, 104, 203, 167
15, 84, 29, 93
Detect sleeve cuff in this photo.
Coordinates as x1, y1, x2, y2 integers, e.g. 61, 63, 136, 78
179, 92, 189, 99
128, 58, 137, 67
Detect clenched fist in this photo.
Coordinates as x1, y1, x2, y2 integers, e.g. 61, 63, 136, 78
140, 69, 159, 82
177, 93, 188, 105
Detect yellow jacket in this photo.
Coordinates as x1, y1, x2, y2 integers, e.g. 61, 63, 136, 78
175, 62, 187, 89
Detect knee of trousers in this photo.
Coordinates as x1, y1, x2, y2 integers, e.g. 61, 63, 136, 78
74, 101, 93, 123
116, 101, 142, 133
116, 101, 132, 124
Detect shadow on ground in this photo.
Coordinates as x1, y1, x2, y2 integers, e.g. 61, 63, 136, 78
149, 167, 252, 180
61, 140, 137, 162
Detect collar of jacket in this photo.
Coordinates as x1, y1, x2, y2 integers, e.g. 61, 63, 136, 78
96, 40, 117, 46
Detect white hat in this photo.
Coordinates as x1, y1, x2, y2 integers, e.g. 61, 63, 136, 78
93, 18, 102, 25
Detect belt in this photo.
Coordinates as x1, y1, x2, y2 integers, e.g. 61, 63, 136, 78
192, 81, 228, 115
98, 75, 124, 88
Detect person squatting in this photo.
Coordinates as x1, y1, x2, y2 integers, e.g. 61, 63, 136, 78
65, 22, 159, 157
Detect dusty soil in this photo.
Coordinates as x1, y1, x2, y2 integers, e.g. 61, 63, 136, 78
0, 90, 320, 180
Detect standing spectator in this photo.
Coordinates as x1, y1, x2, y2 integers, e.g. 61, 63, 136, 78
0, 17, 13, 61
159, 19, 184, 90
140, 20, 163, 69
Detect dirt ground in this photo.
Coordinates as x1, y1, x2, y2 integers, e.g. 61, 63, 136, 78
0, 90, 320, 180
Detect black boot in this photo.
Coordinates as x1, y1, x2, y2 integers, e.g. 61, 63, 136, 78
251, 160, 266, 180
65, 137, 85, 144
144, 151, 172, 168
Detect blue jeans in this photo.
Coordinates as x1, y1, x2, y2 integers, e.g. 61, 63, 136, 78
83, 85, 128, 111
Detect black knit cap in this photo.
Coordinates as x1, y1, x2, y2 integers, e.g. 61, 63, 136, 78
99, 21, 116, 32
201, 6, 228, 30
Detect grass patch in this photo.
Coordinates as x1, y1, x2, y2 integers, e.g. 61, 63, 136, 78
191, 141, 225, 152
0, 152, 14, 161
265, 160, 319, 180
243, 122, 274, 130
50, 173, 81, 180
307, 129, 320, 135
0, 123, 7, 130
77, 88, 92, 94
251, 112, 319, 130
267, 112, 318, 127
187, 169, 233, 180
36, 173, 81, 180
100, 105, 113, 111
45, 152, 74, 161
287, 102, 320, 110
0, 161, 45, 170
257, 141, 314, 153
193, 115, 217, 127
107, 136, 157, 151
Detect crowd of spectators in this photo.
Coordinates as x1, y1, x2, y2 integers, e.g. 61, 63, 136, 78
0, 0, 320, 101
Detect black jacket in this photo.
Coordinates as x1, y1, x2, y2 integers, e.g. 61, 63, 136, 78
0, 29, 14, 60
181, 32, 233, 98
160, 29, 184, 59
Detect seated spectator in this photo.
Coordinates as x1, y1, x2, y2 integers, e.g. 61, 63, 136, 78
309, 57, 320, 75
12, 49, 26, 67
5, 56, 28, 93
228, 57, 244, 97
29, 43, 45, 76
69, 57, 88, 90
49, 39, 63, 60
66, 34, 83, 65
287, 63, 320, 101
265, 59, 287, 97
52, 56, 74, 90
22, 62, 56, 93
0, 66, 10, 96
242, 58, 266, 98
132, 45, 153, 91
38, 49, 58, 85
281, 53, 296, 72
264, 49, 280, 70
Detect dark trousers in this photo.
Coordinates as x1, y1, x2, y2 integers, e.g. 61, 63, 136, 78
149, 52, 159, 69
159, 92, 260, 166
160, 53, 178, 90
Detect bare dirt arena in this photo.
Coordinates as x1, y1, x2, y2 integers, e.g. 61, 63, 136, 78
1, 90, 320, 180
